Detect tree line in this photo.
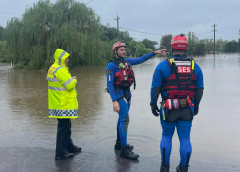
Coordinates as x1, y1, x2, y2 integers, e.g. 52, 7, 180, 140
0, 0, 160, 70
160, 32, 240, 56
0, 0, 239, 70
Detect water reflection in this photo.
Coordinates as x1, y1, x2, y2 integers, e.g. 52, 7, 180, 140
0, 53, 240, 168
113, 150, 139, 172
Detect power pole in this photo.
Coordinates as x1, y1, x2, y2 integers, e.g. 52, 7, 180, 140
114, 14, 120, 39
239, 28, 240, 39
211, 22, 217, 56
238, 28, 240, 51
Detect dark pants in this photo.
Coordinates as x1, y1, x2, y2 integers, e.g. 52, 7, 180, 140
56, 119, 75, 157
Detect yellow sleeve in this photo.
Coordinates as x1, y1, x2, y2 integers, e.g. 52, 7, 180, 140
55, 68, 77, 91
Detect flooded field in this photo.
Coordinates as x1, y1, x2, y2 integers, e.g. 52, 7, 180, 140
0, 53, 240, 171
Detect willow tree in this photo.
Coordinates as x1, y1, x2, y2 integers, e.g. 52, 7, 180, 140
5, 0, 113, 70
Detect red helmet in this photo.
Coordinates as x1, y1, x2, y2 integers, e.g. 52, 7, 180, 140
112, 42, 126, 53
171, 34, 188, 50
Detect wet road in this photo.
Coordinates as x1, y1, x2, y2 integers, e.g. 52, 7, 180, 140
0, 54, 240, 171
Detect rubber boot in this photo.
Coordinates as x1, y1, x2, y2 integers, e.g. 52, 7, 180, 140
120, 145, 139, 160
55, 152, 73, 160
114, 140, 122, 150
176, 164, 189, 172
114, 140, 134, 150
68, 146, 82, 153
160, 161, 170, 172
115, 127, 122, 150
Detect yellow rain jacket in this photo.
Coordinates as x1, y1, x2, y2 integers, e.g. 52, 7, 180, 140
46, 49, 78, 118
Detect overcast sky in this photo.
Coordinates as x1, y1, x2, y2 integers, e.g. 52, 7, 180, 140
1, 0, 240, 46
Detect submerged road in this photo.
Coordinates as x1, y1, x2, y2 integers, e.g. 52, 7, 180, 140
0, 54, 240, 171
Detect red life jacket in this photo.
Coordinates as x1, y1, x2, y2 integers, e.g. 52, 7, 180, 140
161, 57, 196, 100
110, 58, 136, 89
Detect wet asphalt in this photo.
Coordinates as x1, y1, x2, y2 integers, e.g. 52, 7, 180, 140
1, 54, 240, 172
0, 147, 239, 172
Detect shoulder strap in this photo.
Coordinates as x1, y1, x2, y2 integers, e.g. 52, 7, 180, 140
107, 56, 119, 66
191, 59, 195, 71
165, 57, 181, 88
123, 59, 132, 68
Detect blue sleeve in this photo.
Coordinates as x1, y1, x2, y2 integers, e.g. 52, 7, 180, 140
150, 64, 162, 103
195, 62, 204, 89
125, 52, 155, 66
106, 63, 117, 102
194, 62, 204, 104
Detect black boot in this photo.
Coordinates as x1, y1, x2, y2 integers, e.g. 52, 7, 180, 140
120, 145, 139, 160
68, 146, 82, 153
115, 128, 133, 150
115, 140, 122, 150
55, 152, 73, 160
160, 161, 170, 172
176, 164, 189, 172
114, 140, 134, 150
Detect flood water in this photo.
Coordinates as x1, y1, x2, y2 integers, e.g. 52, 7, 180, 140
0, 54, 240, 169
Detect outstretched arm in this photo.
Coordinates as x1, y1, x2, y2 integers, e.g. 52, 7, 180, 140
126, 49, 167, 66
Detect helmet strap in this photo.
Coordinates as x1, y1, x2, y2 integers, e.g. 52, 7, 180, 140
115, 48, 124, 59
116, 52, 124, 59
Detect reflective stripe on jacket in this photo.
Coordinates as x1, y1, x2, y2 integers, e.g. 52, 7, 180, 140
46, 49, 78, 118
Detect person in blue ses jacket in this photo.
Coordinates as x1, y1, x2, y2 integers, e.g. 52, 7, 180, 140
106, 42, 166, 160
150, 34, 204, 172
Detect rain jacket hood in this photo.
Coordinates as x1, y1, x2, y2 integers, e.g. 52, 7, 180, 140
54, 49, 70, 67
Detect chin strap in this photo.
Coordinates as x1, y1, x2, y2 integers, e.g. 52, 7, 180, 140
116, 52, 125, 59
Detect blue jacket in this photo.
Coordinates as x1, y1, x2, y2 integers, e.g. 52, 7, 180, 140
150, 56, 204, 104
106, 52, 155, 102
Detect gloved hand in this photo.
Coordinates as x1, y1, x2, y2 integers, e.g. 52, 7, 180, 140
150, 102, 160, 117
194, 104, 199, 115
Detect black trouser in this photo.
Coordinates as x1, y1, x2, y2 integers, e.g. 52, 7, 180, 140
56, 119, 75, 157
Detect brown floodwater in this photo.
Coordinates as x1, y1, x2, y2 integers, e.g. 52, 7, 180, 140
0, 54, 240, 168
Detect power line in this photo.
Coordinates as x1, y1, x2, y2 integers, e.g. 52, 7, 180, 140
121, 27, 213, 38
119, 14, 212, 25
118, 18, 212, 30
85, 0, 95, 5
195, 32, 212, 35
120, 27, 162, 36
127, 33, 160, 36
120, 18, 211, 27
99, 14, 116, 17
218, 23, 239, 28
217, 26, 238, 32
101, 18, 114, 21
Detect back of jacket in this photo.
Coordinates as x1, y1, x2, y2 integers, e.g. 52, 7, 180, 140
46, 49, 78, 119
151, 56, 204, 117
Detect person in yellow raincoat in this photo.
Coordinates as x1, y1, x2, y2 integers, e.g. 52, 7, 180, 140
46, 49, 81, 160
